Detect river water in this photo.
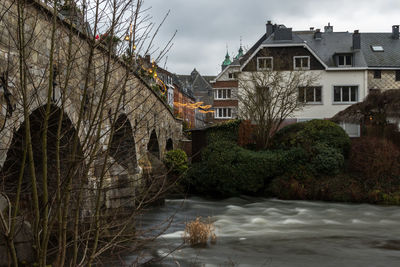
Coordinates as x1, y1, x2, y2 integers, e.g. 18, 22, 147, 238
124, 197, 400, 266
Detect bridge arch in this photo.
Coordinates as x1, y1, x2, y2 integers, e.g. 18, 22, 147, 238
109, 114, 138, 173
0, 104, 85, 207
0, 93, 84, 168
147, 129, 160, 159
166, 138, 173, 151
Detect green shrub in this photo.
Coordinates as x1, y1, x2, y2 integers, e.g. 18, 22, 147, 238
164, 149, 188, 175
206, 120, 241, 144
184, 141, 287, 198
271, 119, 351, 157
270, 122, 306, 148
310, 143, 344, 175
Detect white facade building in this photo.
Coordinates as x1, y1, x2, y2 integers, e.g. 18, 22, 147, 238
215, 21, 400, 137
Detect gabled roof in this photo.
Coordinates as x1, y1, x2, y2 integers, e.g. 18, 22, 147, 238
239, 34, 268, 65
175, 69, 215, 104
177, 69, 214, 93
240, 32, 330, 70
214, 23, 400, 83
235, 25, 400, 70
299, 32, 367, 68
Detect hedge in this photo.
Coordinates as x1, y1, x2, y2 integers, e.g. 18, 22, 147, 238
205, 120, 241, 144
183, 141, 308, 198
271, 119, 351, 157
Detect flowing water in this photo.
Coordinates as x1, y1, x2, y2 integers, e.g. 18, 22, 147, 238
124, 197, 400, 266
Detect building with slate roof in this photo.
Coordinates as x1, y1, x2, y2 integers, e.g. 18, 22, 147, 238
212, 21, 400, 137
177, 69, 215, 128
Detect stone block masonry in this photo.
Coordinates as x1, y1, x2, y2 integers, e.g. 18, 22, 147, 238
0, 0, 182, 211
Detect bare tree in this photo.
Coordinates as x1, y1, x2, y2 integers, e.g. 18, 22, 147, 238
238, 59, 319, 149
0, 0, 180, 266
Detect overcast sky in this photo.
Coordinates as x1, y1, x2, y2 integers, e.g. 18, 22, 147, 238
145, 0, 400, 76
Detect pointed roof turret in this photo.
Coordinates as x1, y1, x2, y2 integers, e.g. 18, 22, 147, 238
222, 51, 232, 66
234, 46, 244, 60
221, 45, 232, 71
234, 37, 244, 60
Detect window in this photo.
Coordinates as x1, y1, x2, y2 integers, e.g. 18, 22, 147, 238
340, 123, 360, 137
294, 56, 310, 70
396, 70, 400, 81
257, 57, 273, 70
228, 72, 238, 79
298, 86, 322, 103
167, 76, 172, 85
333, 86, 358, 103
371, 45, 384, 52
374, 70, 381, 79
337, 55, 352, 67
215, 108, 232, 119
214, 89, 232, 99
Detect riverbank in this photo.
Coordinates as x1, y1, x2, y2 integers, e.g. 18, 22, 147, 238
181, 119, 400, 205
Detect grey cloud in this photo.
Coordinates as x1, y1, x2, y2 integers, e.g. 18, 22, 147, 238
145, 0, 400, 75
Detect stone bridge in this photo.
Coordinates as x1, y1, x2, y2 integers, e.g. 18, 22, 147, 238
0, 0, 182, 209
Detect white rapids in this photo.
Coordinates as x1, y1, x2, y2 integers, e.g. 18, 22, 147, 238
123, 197, 400, 267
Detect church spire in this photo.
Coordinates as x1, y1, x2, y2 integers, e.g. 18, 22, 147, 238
221, 45, 232, 71
234, 37, 244, 60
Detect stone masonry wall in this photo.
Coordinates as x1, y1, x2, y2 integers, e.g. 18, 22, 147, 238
0, 0, 182, 210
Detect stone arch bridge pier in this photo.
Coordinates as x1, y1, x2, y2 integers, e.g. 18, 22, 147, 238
0, 0, 183, 212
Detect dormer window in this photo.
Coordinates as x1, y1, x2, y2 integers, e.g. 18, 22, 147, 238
294, 56, 310, 70
228, 72, 238, 79
257, 57, 273, 71
337, 54, 352, 67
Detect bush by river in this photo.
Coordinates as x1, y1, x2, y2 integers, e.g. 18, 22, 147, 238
181, 120, 400, 205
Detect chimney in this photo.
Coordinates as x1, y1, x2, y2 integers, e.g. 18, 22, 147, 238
353, 30, 361, 50
314, 29, 322, 40
324, 22, 333, 33
266, 20, 275, 37
392, 25, 399, 39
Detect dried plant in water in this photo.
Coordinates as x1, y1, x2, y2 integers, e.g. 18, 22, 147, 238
183, 217, 216, 247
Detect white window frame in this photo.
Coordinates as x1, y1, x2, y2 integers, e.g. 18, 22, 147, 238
293, 56, 310, 70
214, 88, 232, 100
333, 85, 358, 104
257, 57, 273, 71
337, 55, 352, 67
340, 122, 360, 137
298, 86, 322, 104
214, 107, 233, 119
